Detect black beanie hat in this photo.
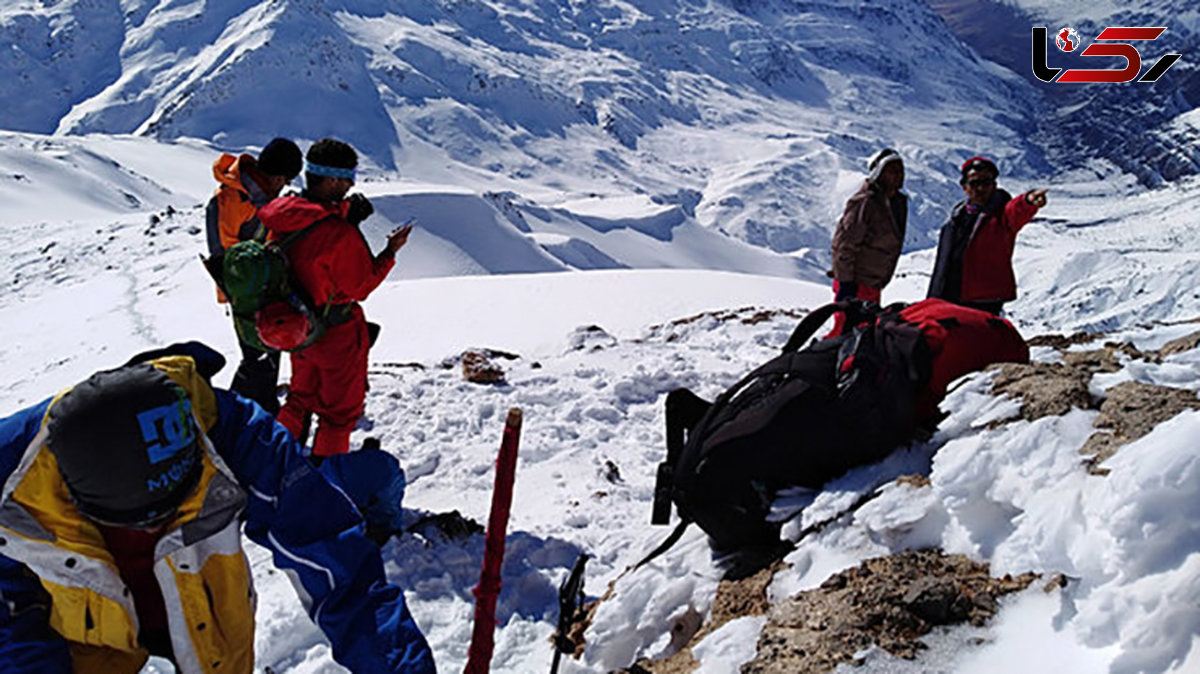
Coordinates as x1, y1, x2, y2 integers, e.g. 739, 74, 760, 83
306, 138, 358, 169
257, 137, 303, 179
47, 365, 203, 527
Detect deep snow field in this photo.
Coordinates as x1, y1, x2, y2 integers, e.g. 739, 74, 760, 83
0, 135, 1198, 673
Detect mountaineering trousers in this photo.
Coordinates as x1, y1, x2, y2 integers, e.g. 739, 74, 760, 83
230, 340, 281, 415
277, 309, 369, 456
827, 279, 881, 337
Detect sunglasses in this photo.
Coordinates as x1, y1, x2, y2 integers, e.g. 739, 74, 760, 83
965, 178, 995, 188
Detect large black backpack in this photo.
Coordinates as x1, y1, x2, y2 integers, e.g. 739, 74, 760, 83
650, 301, 931, 552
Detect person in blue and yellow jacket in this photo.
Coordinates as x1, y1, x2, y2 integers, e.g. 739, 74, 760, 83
0, 342, 435, 673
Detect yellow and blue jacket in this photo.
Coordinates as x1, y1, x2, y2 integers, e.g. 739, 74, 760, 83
0, 344, 434, 673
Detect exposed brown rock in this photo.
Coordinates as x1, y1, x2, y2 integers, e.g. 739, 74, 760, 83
895, 474, 931, 489
1080, 381, 1200, 474
656, 306, 806, 329
1027, 332, 1102, 349
742, 550, 1037, 673
1043, 573, 1069, 593
461, 350, 506, 384
991, 362, 1095, 421
645, 307, 807, 343
1062, 342, 1149, 372
1159, 330, 1200, 358
989, 327, 1200, 475
708, 561, 779, 628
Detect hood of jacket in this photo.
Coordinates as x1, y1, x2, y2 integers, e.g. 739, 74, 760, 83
259, 194, 350, 235
211, 153, 256, 195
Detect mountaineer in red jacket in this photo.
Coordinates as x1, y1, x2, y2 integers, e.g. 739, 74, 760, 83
927, 156, 1048, 315
258, 139, 413, 456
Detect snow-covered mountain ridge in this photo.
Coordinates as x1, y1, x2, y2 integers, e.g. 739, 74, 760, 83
2, 0, 1055, 258
932, 0, 1200, 187
2, 2, 1199, 673
2, 140, 1198, 672
8, 1, 1197, 263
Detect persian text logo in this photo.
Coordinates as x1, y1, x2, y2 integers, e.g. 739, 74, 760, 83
1032, 26, 1182, 83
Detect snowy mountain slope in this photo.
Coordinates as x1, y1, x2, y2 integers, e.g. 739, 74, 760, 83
363, 187, 812, 278
0, 132, 216, 223
0, 132, 809, 286
932, 0, 1200, 185
2, 143, 1199, 673
1, 0, 1055, 257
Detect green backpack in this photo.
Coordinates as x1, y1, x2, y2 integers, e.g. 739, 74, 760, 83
205, 225, 325, 352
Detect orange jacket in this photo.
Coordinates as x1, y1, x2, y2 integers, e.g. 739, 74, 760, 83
205, 154, 272, 302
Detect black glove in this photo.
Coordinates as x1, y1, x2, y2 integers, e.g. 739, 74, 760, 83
346, 193, 374, 225
835, 280, 859, 302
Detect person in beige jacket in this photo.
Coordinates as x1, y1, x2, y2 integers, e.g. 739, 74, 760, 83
828, 148, 908, 336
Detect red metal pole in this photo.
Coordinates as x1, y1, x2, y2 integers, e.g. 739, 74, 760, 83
464, 407, 522, 674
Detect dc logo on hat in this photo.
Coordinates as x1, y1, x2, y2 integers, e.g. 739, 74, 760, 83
137, 401, 196, 465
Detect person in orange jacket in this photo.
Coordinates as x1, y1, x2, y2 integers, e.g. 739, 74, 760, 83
927, 156, 1048, 315
258, 138, 413, 456
204, 138, 302, 415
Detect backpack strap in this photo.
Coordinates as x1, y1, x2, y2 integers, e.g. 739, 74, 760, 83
664, 389, 710, 466
275, 216, 329, 250
271, 215, 339, 318
631, 519, 691, 571
782, 302, 842, 352
652, 389, 711, 526
782, 299, 883, 352
238, 216, 266, 244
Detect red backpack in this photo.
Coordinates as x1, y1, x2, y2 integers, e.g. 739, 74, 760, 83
894, 299, 1029, 420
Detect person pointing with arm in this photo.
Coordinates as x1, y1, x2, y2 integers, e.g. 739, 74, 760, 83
927, 156, 1048, 315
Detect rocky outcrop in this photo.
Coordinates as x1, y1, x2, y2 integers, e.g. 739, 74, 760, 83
743, 551, 1036, 673
1080, 380, 1200, 475
990, 331, 1200, 473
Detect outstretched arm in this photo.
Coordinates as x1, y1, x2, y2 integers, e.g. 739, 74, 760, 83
1004, 189, 1046, 234
209, 391, 435, 674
